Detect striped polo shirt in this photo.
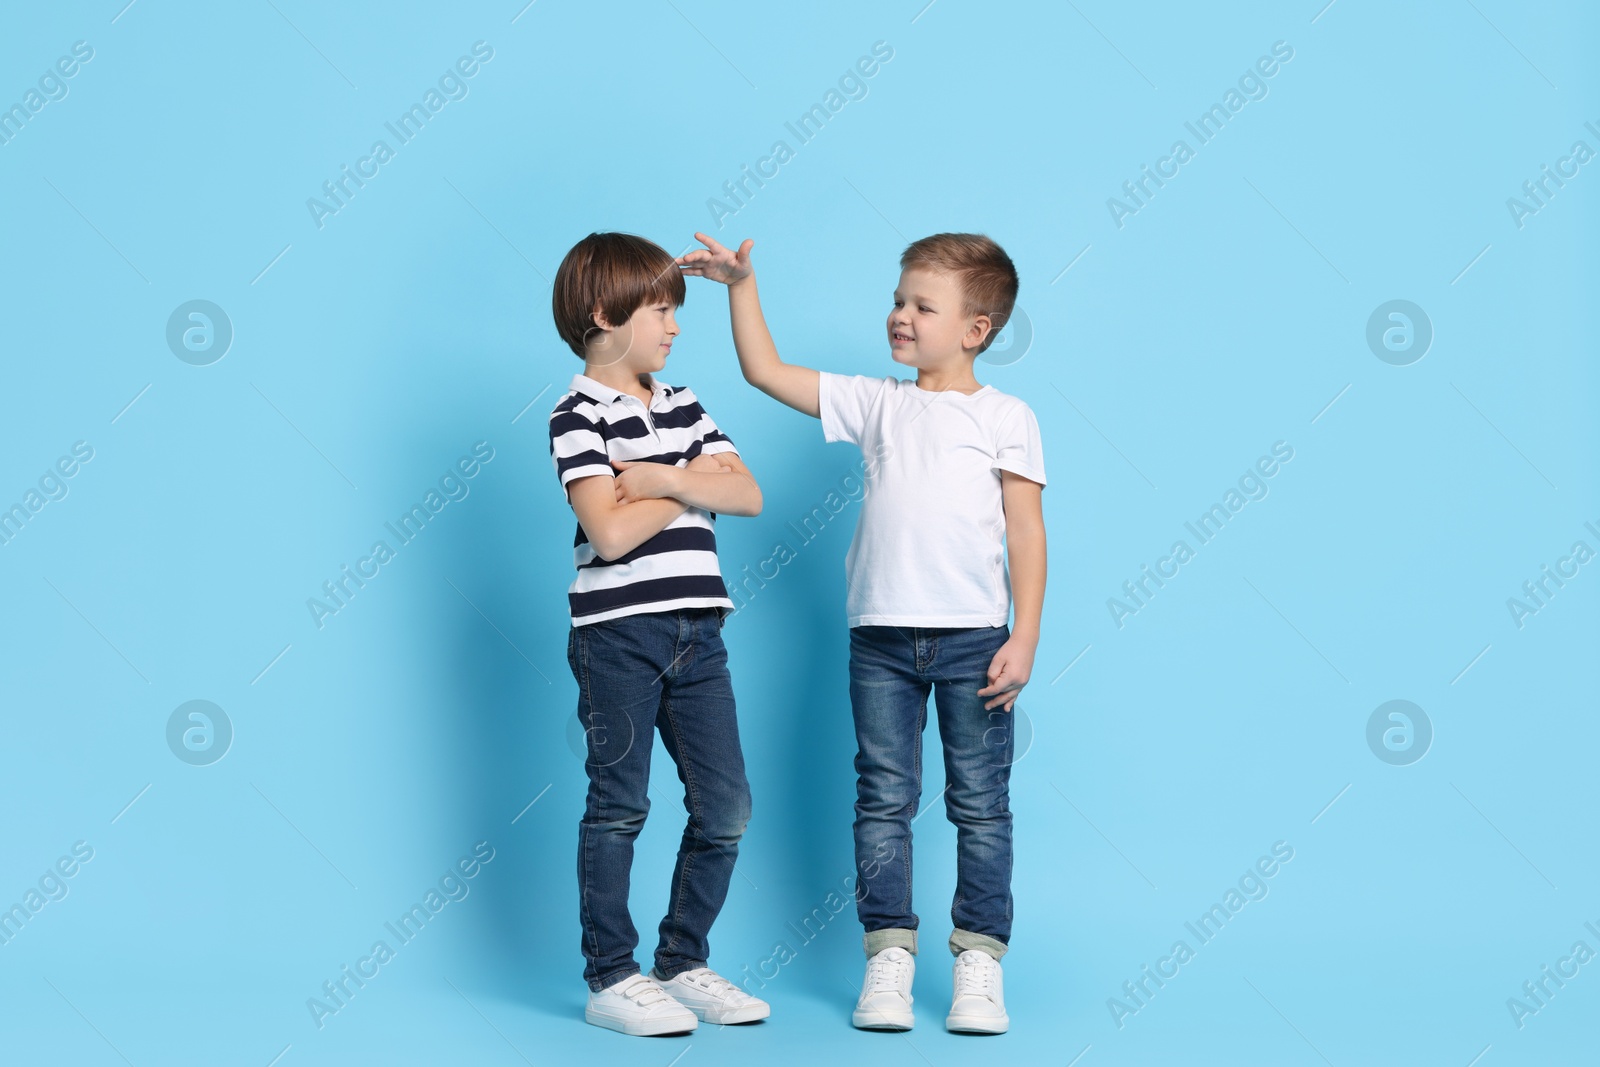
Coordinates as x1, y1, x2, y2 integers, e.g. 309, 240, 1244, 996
548, 372, 738, 626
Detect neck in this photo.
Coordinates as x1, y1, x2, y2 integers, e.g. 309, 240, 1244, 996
583, 360, 651, 401
915, 361, 982, 395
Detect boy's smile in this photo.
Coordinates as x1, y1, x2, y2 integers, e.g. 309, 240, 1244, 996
628, 303, 678, 370
886, 267, 990, 371
592, 301, 679, 374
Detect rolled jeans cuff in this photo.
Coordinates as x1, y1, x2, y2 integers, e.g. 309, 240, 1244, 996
864, 928, 918, 957
950, 929, 1007, 960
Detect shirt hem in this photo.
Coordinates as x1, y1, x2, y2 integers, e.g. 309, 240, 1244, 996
992, 459, 1047, 486
847, 613, 1009, 628
560, 463, 615, 483
572, 597, 733, 627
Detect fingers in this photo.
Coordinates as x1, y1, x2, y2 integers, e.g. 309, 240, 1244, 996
691, 231, 726, 254
980, 670, 1027, 710
980, 653, 1006, 690
678, 234, 748, 263
612, 463, 637, 504
978, 670, 1022, 696
982, 684, 1020, 711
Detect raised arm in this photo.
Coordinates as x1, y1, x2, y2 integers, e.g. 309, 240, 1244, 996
678, 233, 820, 418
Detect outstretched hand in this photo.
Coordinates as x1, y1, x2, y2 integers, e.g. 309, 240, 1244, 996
677, 232, 754, 286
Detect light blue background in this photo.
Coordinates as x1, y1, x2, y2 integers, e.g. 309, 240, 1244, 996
1, 1, 1595, 1064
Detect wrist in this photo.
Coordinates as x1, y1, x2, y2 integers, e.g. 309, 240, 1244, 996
1008, 623, 1040, 645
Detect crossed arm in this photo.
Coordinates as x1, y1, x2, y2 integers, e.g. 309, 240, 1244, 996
566, 231, 788, 563
567, 451, 762, 562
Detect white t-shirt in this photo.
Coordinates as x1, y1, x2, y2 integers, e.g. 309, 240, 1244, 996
818, 372, 1047, 627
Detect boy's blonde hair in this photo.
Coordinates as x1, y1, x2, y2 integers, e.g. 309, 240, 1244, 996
900, 233, 1018, 354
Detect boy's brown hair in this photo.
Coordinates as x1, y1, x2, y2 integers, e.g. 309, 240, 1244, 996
552, 232, 687, 357
900, 233, 1018, 354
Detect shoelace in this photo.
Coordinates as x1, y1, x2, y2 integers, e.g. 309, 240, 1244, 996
864, 955, 912, 995
677, 968, 747, 1001
952, 956, 997, 1000
614, 975, 673, 1007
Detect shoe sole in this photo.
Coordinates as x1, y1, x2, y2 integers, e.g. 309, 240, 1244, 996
584, 1007, 698, 1036
852, 1009, 914, 1031
946, 1012, 1009, 1034
687, 1001, 770, 1025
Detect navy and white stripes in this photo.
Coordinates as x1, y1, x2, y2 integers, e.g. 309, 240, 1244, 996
549, 373, 737, 625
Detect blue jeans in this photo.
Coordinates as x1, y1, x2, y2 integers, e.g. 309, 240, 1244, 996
849, 624, 1015, 958
567, 608, 752, 992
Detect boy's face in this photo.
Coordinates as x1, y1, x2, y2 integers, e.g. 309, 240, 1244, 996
589, 299, 679, 373
886, 268, 991, 369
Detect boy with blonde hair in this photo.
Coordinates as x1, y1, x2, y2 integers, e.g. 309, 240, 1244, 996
680, 230, 1047, 1033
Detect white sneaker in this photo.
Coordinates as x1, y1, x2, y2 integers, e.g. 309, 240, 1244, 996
657, 966, 771, 1024
585, 973, 698, 1036
852, 946, 916, 1030
946, 949, 1008, 1033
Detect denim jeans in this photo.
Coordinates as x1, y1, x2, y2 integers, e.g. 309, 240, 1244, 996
849, 624, 1015, 959
567, 607, 752, 992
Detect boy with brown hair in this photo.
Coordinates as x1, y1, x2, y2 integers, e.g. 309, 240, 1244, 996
680, 230, 1047, 1034
548, 231, 770, 1036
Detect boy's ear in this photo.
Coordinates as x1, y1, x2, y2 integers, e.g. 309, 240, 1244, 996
590, 304, 613, 331
965, 312, 994, 352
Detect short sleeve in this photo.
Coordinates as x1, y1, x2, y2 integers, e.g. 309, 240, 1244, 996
993, 402, 1046, 487
686, 393, 738, 458
549, 404, 613, 499
819, 372, 890, 447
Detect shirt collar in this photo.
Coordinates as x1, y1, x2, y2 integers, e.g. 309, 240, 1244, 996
569, 372, 669, 408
